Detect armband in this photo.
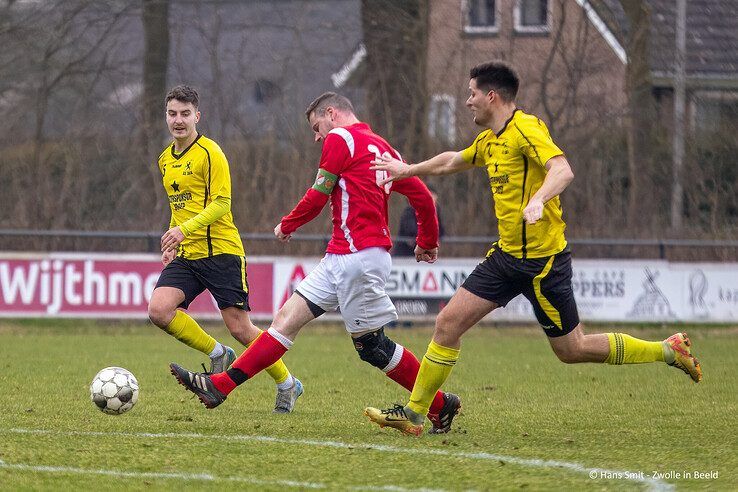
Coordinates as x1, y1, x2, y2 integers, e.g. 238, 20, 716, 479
312, 168, 338, 195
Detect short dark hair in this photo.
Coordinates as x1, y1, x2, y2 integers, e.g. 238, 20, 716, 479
305, 92, 355, 120
165, 85, 199, 108
469, 62, 519, 102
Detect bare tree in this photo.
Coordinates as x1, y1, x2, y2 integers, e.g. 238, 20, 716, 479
361, 0, 429, 156
602, 0, 656, 227
140, 0, 170, 222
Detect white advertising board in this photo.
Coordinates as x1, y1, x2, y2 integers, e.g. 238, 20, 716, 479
273, 256, 738, 324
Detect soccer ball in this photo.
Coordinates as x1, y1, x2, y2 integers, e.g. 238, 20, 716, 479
90, 367, 139, 415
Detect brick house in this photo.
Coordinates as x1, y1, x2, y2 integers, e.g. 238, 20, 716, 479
426, 0, 738, 144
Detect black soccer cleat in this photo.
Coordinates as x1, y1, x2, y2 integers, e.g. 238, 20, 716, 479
170, 363, 227, 409
427, 392, 461, 434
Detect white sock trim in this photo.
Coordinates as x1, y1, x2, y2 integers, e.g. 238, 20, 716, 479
209, 342, 224, 358
267, 327, 293, 349
276, 374, 295, 390
382, 343, 404, 373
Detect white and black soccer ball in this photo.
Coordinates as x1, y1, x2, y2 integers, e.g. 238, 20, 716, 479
90, 367, 139, 415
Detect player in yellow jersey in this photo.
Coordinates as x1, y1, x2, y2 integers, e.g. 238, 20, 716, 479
365, 62, 701, 435
149, 85, 302, 413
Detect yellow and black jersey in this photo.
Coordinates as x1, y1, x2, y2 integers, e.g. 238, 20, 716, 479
461, 109, 567, 259
158, 134, 244, 259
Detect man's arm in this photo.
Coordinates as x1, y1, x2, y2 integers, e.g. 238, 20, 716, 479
162, 145, 235, 251
160, 195, 230, 252
522, 155, 574, 224
278, 133, 347, 240
277, 187, 331, 240
371, 151, 472, 185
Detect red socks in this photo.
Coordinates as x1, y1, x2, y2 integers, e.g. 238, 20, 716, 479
211, 331, 288, 395
386, 347, 445, 414
210, 333, 446, 417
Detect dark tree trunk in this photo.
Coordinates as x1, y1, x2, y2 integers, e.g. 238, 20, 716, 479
361, 0, 428, 157
621, 0, 655, 227
141, 0, 170, 219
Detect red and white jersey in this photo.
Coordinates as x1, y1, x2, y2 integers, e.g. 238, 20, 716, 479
280, 122, 438, 255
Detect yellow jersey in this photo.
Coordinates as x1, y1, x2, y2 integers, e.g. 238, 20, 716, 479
158, 134, 244, 259
460, 109, 567, 258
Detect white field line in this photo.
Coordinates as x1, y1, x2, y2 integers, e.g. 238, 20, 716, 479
0, 460, 322, 489
4, 428, 673, 491
0, 458, 443, 492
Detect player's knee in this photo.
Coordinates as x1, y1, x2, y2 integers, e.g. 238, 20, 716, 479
435, 310, 452, 333
553, 344, 583, 364
352, 327, 397, 371
434, 311, 460, 343
147, 302, 172, 329
229, 323, 260, 346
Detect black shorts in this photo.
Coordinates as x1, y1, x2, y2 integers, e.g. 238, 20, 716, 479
155, 254, 250, 311
461, 245, 579, 337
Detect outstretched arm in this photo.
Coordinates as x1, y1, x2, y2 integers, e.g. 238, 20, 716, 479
277, 187, 330, 241
522, 155, 574, 224
277, 133, 348, 241
371, 151, 472, 185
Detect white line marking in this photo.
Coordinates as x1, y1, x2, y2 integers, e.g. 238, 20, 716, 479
3, 428, 672, 491
0, 457, 444, 492
0, 460, 321, 488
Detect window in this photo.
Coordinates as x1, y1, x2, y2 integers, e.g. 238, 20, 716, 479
428, 94, 456, 144
514, 0, 550, 33
463, 0, 498, 34
693, 91, 738, 133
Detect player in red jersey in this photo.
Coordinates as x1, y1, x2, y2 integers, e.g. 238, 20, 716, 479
170, 92, 461, 434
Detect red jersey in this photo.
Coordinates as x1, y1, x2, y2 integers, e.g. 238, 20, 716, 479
280, 122, 439, 254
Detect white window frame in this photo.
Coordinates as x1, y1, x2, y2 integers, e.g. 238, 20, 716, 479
428, 94, 457, 144
462, 0, 499, 35
514, 0, 551, 34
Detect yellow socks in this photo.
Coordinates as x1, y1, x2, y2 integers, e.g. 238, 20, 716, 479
407, 340, 460, 416
265, 357, 291, 385
163, 310, 217, 355
605, 333, 666, 365
163, 313, 290, 384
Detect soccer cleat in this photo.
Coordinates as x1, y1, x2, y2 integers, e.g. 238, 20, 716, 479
209, 345, 237, 374
170, 363, 227, 409
364, 405, 423, 437
664, 332, 702, 383
273, 378, 303, 413
427, 392, 461, 434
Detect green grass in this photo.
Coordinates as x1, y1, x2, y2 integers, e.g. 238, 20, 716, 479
0, 321, 735, 491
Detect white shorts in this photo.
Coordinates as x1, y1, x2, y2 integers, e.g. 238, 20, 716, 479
296, 247, 398, 334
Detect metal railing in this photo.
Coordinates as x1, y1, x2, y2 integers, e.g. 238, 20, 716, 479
1, 229, 737, 260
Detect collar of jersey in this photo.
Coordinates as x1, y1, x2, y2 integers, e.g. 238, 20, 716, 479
495, 108, 520, 137
171, 133, 203, 160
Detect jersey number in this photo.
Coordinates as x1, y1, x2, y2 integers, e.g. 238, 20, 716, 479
368, 144, 393, 194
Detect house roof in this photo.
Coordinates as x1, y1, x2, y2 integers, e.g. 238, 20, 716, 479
596, 0, 738, 85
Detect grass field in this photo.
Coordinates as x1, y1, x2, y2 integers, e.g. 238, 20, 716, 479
0, 320, 735, 491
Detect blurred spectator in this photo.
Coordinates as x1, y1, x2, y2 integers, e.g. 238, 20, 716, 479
393, 186, 445, 256
390, 186, 444, 329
